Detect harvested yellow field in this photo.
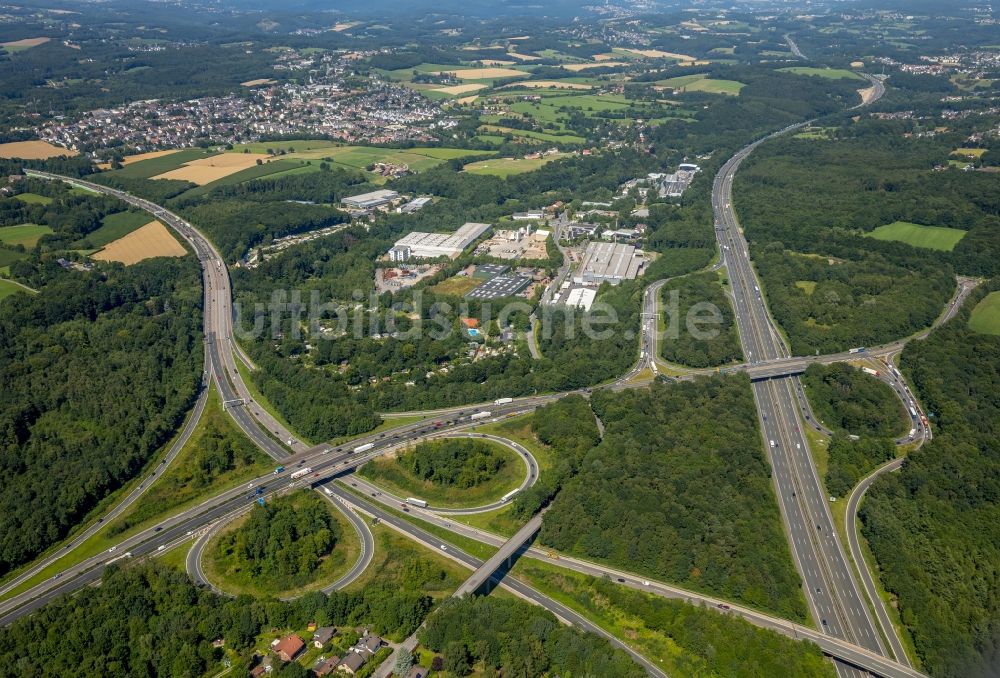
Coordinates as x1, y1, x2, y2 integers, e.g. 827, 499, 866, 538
592, 53, 616, 61
621, 48, 698, 62
507, 52, 541, 62
563, 61, 627, 71
0, 140, 77, 159
98, 149, 179, 171
92, 221, 186, 265
514, 80, 593, 90
480, 59, 515, 66
433, 83, 488, 95
439, 67, 528, 79
456, 96, 479, 105
241, 78, 277, 87
2, 37, 50, 49
332, 22, 359, 31
152, 153, 273, 185
850, 61, 865, 68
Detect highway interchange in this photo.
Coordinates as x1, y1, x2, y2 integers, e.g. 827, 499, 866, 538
13, 83, 948, 678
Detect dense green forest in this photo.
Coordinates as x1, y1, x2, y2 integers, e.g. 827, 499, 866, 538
105, 388, 270, 538
418, 596, 647, 678
824, 435, 896, 498
0, 259, 202, 576
508, 394, 600, 521
860, 283, 1000, 678
395, 439, 508, 489
0, 562, 432, 677
540, 376, 806, 620
735, 120, 1000, 278
753, 247, 953, 355
802, 363, 908, 438
659, 271, 743, 367
210, 492, 342, 591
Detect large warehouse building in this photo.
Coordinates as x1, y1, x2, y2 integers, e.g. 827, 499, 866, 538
573, 241, 645, 285
390, 222, 492, 259
341, 189, 400, 210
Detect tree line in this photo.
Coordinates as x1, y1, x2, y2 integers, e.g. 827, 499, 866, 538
860, 282, 1000, 678
0, 258, 203, 576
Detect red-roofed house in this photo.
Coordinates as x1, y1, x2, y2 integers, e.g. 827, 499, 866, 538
271, 634, 305, 662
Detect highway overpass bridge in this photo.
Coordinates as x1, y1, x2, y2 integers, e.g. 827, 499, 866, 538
453, 512, 544, 598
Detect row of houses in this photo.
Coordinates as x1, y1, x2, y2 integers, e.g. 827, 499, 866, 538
251, 630, 385, 677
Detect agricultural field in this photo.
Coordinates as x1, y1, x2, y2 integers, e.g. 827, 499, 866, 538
0, 37, 50, 52
0, 224, 52, 247
951, 148, 987, 159
0, 279, 35, 300
91, 221, 187, 264
75, 211, 151, 248
97, 149, 183, 170
106, 148, 215, 179
612, 47, 700, 64
12, 193, 52, 205
655, 73, 745, 95
240, 78, 276, 87
0, 249, 26, 270
432, 83, 488, 95
513, 80, 593, 90
174, 158, 304, 199
438, 67, 528, 80
478, 125, 586, 145
151, 153, 275, 185
562, 61, 628, 71
969, 291, 1000, 336
282, 145, 493, 173
0, 140, 77, 159
778, 67, 863, 80
463, 154, 566, 177
865, 221, 967, 251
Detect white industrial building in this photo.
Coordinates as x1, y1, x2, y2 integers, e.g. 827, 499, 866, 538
573, 241, 645, 285
341, 189, 400, 210
391, 222, 492, 259
397, 196, 431, 213
565, 287, 597, 311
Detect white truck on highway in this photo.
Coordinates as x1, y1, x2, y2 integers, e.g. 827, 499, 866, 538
494, 397, 513, 405
470, 411, 491, 421
290, 467, 312, 480
353, 442, 374, 454
861, 367, 879, 377
500, 489, 519, 503
406, 497, 428, 508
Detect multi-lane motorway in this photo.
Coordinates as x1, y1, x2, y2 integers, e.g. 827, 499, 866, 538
14, 91, 948, 678
710, 111, 909, 674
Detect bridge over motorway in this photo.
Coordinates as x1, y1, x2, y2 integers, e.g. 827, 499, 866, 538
452, 512, 544, 598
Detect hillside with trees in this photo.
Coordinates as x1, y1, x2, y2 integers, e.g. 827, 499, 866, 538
540, 376, 806, 620
508, 394, 600, 521
860, 283, 1000, 677
418, 596, 647, 678
0, 258, 202, 576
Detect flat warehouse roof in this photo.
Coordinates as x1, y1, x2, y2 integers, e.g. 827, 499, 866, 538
465, 274, 531, 300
